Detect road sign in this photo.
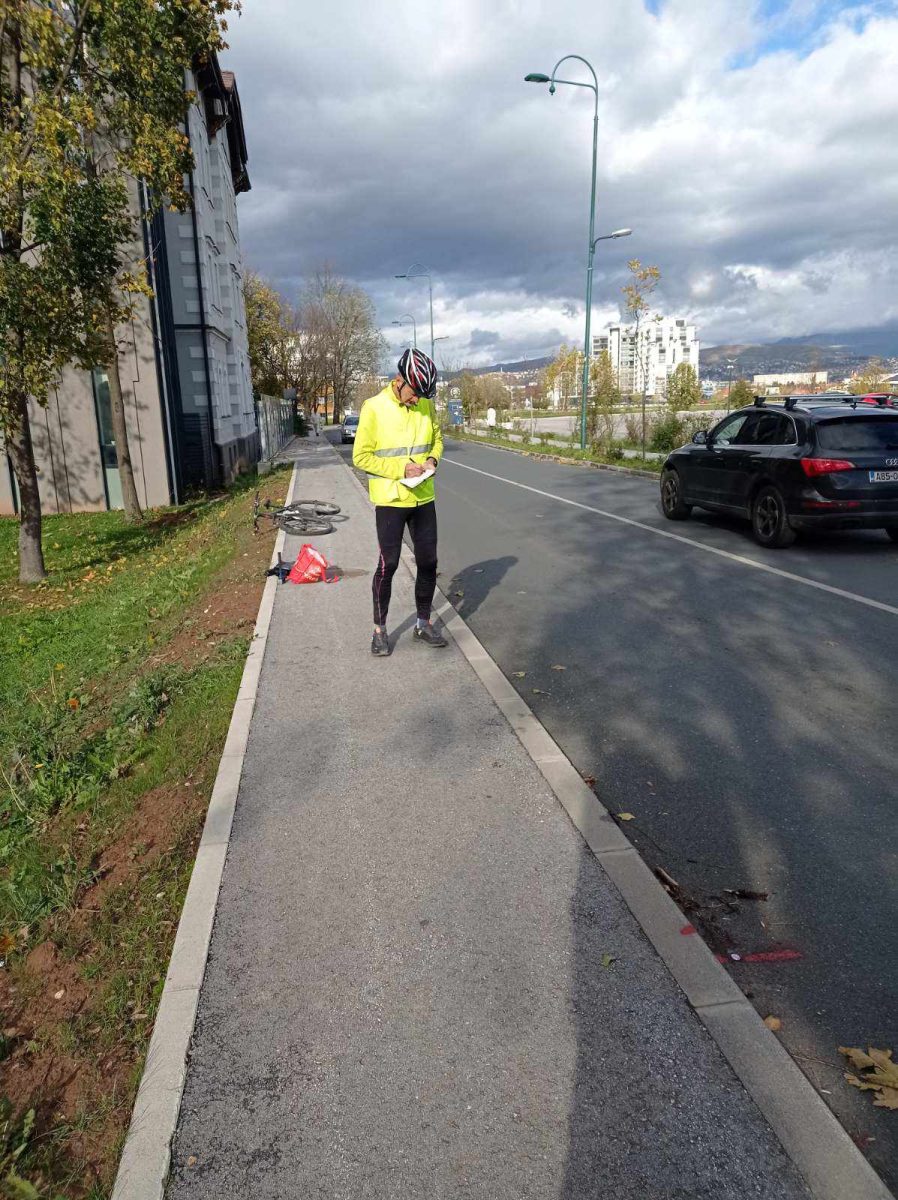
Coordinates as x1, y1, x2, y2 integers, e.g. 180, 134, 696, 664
448, 401, 464, 426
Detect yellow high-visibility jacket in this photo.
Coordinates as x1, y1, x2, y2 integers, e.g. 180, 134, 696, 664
353, 383, 443, 507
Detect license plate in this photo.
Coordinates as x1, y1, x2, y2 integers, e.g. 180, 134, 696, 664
869, 470, 898, 482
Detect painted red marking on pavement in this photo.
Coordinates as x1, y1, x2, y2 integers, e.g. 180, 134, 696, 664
680, 924, 697, 935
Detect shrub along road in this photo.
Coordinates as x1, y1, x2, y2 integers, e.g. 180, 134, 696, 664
335, 432, 898, 1190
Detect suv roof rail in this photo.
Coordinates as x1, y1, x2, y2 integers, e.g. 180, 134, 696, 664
752, 395, 766, 406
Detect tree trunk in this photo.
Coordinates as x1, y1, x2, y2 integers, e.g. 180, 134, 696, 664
6, 390, 47, 583
103, 311, 143, 521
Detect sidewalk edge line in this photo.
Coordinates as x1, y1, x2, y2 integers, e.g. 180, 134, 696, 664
110, 460, 299, 1200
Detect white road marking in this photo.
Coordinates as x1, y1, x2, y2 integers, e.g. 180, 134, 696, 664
442, 456, 898, 619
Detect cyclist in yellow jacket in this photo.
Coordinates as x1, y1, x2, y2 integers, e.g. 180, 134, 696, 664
353, 349, 447, 656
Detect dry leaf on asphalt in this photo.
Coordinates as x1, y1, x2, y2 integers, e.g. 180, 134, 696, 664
600, 953, 615, 968
532, 688, 548, 695
617, 812, 636, 821
454, 590, 464, 598
763, 1016, 782, 1032
512, 671, 526, 678
551, 664, 566, 671
839, 1046, 898, 1109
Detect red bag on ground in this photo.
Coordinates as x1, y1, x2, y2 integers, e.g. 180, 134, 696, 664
287, 543, 334, 584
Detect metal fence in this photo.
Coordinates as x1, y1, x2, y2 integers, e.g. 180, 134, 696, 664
255, 394, 294, 462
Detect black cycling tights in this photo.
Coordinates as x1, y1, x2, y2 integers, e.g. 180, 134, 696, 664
373, 502, 437, 625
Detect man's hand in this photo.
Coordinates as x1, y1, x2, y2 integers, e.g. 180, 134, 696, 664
426, 457, 438, 471
405, 462, 426, 478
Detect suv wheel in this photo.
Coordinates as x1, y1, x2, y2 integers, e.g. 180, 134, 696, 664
886, 528, 898, 544
752, 485, 796, 548
660, 469, 692, 520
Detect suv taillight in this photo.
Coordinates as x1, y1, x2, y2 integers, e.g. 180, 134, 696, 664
800, 458, 856, 477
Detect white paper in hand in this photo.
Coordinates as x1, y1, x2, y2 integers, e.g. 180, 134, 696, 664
400, 468, 435, 489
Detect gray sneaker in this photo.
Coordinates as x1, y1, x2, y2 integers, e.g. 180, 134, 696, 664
371, 628, 391, 657
413, 622, 448, 648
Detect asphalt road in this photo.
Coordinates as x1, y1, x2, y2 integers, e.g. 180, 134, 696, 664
334, 431, 898, 1190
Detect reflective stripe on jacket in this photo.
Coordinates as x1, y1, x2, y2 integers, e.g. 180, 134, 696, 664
352, 383, 443, 507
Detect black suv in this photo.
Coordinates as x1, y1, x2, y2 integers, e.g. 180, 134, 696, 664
660, 395, 898, 547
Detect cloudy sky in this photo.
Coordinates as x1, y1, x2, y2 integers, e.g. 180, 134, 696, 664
224, 0, 898, 367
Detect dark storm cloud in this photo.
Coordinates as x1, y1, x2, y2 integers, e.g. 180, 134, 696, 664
225, 0, 898, 363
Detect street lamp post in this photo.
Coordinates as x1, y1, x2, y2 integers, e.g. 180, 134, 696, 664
525, 57, 631, 450
396, 264, 435, 362
392, 314, 417, 349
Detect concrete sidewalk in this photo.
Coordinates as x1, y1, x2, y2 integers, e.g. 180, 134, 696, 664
163, 440, 813, 1199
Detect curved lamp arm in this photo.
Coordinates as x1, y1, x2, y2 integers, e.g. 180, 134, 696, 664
550, 54, 598, 113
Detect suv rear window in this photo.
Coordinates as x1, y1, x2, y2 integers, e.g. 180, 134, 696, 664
815, 418, 898, 452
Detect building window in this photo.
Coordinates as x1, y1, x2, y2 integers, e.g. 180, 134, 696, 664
91, 369, 123, 509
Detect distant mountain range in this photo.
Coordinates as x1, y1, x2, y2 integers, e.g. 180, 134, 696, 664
444, 356, 553, 379
770, 326, 898, 356
701, 335, 898, 376
460, 327, 898, 379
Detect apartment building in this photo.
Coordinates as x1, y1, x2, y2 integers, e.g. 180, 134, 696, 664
753, 371, 829, 389
593, 318, 700, 398
1, 55, 254, 516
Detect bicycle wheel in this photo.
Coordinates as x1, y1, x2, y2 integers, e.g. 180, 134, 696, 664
279, 515, 334, 536
282, 499, 341, 516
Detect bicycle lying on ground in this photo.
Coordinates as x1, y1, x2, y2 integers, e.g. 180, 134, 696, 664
253, 492, 341, 536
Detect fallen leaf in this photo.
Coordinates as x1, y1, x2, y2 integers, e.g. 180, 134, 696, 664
551, 664, 566, 671
600, 953, 615, 968
531, 688, 548, 695
67, 697, 80, 710
187, 1156, 198, 1167
840, 1046, 898, 1109
512, 671, 526, 678
473, 568, 484, 574
454, 590, 464, 598
617, 812, 636, 822
841, 1047, 877, 1071
763, 1016, 782, 1032
54, 989, 65, 1000
582, 774, 596, 787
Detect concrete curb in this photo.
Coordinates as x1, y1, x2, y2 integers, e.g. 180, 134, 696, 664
110, 462, 299, 1200
339, 447, 891, 1200
453, 432, 661, 479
